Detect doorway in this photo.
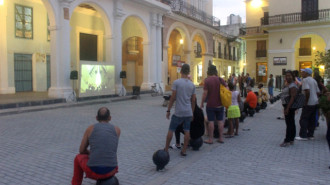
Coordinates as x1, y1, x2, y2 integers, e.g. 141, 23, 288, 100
299, 61, 312, 70
126, 61, 136, 86
256, 62, 267, 83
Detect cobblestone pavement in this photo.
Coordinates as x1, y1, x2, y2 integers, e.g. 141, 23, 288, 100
0, 88, 329, 185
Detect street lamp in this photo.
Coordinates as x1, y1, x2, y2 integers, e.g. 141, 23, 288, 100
0, 0, 4, 6
180, 39, 183, 45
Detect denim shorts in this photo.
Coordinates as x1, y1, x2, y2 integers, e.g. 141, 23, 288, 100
268, 87, 274, 96
206, 107, 224, 121
169, 115, 192, 131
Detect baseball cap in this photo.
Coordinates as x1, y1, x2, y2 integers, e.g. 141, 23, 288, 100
301, 68, 312, 75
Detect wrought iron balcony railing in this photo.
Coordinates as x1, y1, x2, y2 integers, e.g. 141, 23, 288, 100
256, 50, 267, 58
261, 9, 330, 26
240, 26, 267, 36
299, 48, 312, 56
160, 0, 221, 29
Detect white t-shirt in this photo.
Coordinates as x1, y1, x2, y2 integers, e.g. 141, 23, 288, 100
231, 91, 240, 106
302, 76, 320, 105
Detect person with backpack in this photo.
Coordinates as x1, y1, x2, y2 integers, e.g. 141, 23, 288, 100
201, 65, 228, 144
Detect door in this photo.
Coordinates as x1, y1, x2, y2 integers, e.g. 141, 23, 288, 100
256, 62, 267, 83
46, 55, 51, 90
302, 0, 318, 21
14, 54, 33, 92
299, 61, 312, 70
127, 61, 136, 86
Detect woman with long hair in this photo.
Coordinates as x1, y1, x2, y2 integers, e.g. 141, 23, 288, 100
280, 70, 298, 147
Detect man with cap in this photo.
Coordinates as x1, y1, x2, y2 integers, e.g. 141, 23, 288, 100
295, 68, 320, 141
165, 64, 196, 156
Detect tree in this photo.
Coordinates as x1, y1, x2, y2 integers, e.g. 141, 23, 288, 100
315, 49, 330, 79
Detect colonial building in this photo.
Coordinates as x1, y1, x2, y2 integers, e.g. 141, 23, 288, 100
0, 0, 244, 100
0, 0, 169, 99
241, 0, 330, 84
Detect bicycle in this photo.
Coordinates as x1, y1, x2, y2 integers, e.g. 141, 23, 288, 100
151, 83, 163, 97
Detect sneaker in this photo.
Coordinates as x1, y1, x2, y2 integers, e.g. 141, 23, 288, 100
170, 144, 181, 149
295, 136, 308, 141
308, 137, 314, 140
280, 142, 290, 147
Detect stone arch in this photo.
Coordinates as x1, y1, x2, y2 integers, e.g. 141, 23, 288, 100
70, 1, 113, 36
291, 31, 327, 49
121, 15, 149, 42
191, 29, 208, 53
165, 22, 191, 50
41, 0, 58, 27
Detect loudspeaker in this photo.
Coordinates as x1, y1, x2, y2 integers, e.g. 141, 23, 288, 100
70, 70, 78, 80
282, 69, 286, 76
120, 71, 126, 78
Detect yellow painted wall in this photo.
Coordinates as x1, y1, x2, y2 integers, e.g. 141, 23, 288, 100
70, 10, 105, 66
269, 0, 330, 16
246, 0, 268, 27
6, 0, 50, 90
122, 17, 144, 42
245, 38, 268, 80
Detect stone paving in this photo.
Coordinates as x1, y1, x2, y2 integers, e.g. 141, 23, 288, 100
0, 88, 329, 185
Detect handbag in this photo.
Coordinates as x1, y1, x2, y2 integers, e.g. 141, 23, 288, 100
220, 84, 232, 109
284, 93, 305, 109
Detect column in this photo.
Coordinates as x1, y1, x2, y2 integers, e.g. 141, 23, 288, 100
48, 2, 73, 99
104, 34, 113, 63
163, 45, 169, 86
156, 13, 164, 90
0, 2, 13, 94
202, 53, 213, 80
113, 2, 125, 94
140, 42, 153, 90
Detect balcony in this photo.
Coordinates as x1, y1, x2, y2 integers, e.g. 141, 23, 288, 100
218, 53, 222, 59
256, 50, 267, 58
195, 51, 202, 58
229, 55, 233, 60
240, 26, 264, 35
261, 9, 330, 26
161, 0, 221, 29
299, 48, 311, 56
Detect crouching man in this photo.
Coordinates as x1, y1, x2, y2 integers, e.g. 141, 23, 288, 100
72, 107, 121, 185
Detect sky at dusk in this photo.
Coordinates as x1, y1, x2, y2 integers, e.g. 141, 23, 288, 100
213, 0, 246, 25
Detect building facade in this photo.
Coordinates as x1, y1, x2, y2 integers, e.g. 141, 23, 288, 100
0, 0, 244, 100
241, 0, 330, 84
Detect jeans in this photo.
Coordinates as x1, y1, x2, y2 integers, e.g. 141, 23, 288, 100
71, 154, 118, 185
243, 102, 253, 114
327, 120, 330, 150
299, 105, 317, 138
283, 105, 296, 142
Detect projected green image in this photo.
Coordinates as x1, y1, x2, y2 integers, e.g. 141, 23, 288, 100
80, 64, 115, 96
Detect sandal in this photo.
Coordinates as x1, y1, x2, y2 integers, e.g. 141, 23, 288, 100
217, 140, 224, 143
204, 140, 213, 144
180, 151, 187, 156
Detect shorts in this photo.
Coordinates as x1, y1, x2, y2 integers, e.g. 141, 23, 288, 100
268, 87, 274, 96
169, 115, 192, 131
227, 105, 241, 119
206, 107, 224, 121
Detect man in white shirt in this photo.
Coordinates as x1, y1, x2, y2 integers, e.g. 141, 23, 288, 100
296, 68, 320, 141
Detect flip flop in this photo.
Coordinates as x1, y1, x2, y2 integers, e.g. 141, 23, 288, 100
180, 151, 187, 156
203, 140, 213, 144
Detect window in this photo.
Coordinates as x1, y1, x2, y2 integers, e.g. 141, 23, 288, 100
218, 42, 222, 58
256, 40, 267, 57
47, 15, 50, 41
302, 0, 318, 21
229, 46, 232, 60
80, 33, 98, 61
195, 42, 202, 58
299, 38, 311, 56
233, 47, 236, 60
15, 4, 33, 39
213, 41, 216, 57
224, 45, 227, 59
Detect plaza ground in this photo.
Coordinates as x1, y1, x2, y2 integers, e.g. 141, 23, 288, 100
0, 88, 329, 185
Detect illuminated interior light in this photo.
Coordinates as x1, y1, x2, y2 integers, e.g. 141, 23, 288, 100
180, 39, 184, 44
312, 47, 316, 50
320, 65, 325, 70
251, 0, 262, 8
